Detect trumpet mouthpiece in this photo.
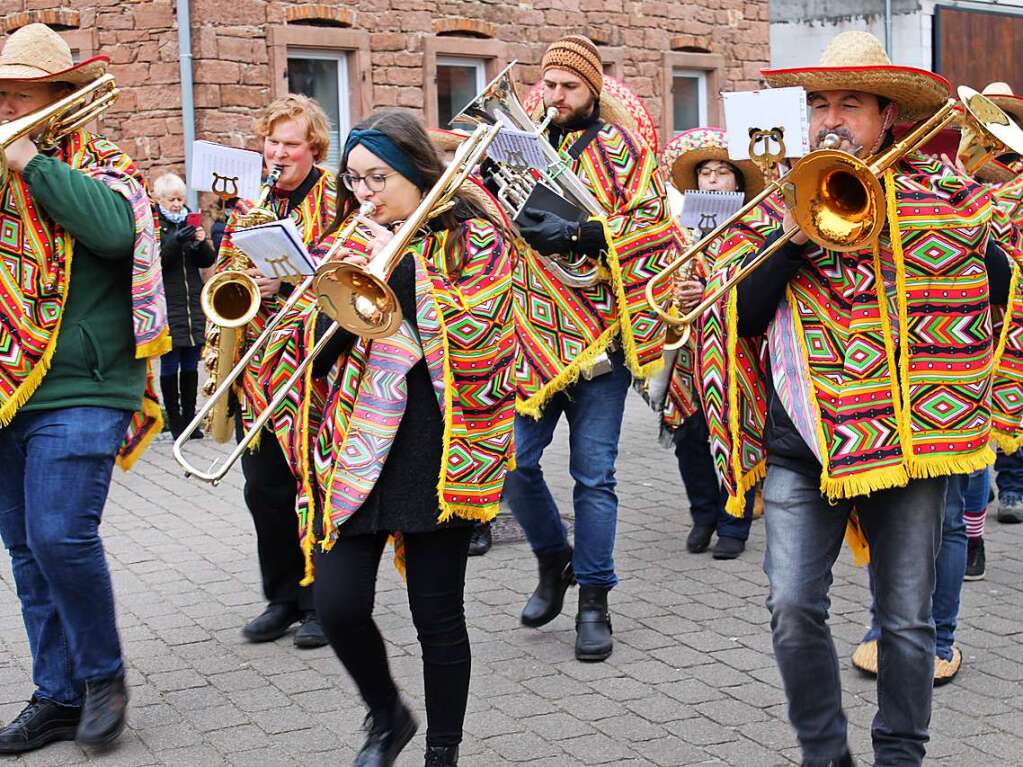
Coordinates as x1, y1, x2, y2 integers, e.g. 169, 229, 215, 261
546, 107, 558, 121
359, 201, 377, 216
820, 133, 842, 150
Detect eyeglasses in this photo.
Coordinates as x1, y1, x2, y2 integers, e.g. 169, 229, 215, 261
697, 165, 735, 179
341, 171, 394, 193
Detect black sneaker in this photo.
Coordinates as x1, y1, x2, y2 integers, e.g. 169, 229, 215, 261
467, 522, 492, 557
76, 673, 128, 747
965, 537, 986, 581
686, 524, 715, 553
242, 603, 301, 643
293, 612, 329, 649
997, 494, 1023, 523
0, 696, 81, 754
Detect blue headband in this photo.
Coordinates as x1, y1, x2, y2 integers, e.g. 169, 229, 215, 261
341, 128, 426, 190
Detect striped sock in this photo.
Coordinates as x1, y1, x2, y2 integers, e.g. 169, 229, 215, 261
965, 506, 987, 540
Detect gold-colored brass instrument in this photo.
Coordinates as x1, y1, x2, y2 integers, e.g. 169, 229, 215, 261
199, 166, 282, 442
314, 121, 504, 337
176, 122, 503, 483
174, 201, 377, 482
0, 74, 119, 186
648, 86, 1023, 346
451, 61, 605, 288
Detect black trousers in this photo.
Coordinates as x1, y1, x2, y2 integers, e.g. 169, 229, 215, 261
314, 526, 473, 747
238, 422, 312, 611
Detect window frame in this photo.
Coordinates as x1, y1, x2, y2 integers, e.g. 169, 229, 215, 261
434, 55, 487, 129
285, 46, 351, 168
423, 36, 507, 129
661, 51, 725, 141
670, 68, 709, 135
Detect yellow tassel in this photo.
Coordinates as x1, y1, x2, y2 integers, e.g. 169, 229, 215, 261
115, 376, 164, 472
516, 323, 622, 419
820, 463, 910, 502
844, 511, 870, 567
135, 327, 172, 359
724, 460, 766, 518
994, 432, 1023, 455
905, 445, 995, 479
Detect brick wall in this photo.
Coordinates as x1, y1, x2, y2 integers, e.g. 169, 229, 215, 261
1, 0, 770, 182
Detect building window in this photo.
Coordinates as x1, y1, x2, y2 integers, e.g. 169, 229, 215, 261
661, 51, 725, 142
287, 48, 350, 167
436, 56, 486, 128
671, 69, 708, 134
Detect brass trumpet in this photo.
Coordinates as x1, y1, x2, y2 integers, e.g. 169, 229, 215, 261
174, 201, 377, 483
0, 74, 119, 186
648, 86, 1023, 346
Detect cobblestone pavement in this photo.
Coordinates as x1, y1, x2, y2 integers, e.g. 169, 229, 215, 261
3, 394, 1023, 766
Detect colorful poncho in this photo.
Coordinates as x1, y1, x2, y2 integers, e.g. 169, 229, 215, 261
700, 152, 1023, 516
260, 216, 516, 580
0, 129, 170, 470
514, 121, 677, 416
211, 170, 337, 434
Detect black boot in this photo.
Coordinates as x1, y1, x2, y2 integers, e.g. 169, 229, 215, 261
353, 696, 418, 767
76, 672, 128, 747
242, 603, 301, 643
520, 545, 575, 628
425, 744, 459, 766
179, 369, 203, 439
467, 522, 492, 556
802, 750, 854, 767
0, 696, 81, 754
575, 585, 613, 662
293, 611, 329, 649
160, 374, 180, 436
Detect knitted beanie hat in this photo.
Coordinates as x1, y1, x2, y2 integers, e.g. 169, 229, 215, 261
541, 35, 603, 97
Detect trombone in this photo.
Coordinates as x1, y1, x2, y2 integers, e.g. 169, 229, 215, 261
174, 121, 504, 483
649, 86, 1023, 346
173, 201, 377, 483
0, 74, 119, 185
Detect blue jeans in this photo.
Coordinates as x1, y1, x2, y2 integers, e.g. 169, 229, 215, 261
673, 410, 753, 541
0, 406, 131, 706
160, 345, 201, 376
763, 465, 944, 766
504, 348, 632, 588
863, 470, 980, 659
995, 446, 1023, 500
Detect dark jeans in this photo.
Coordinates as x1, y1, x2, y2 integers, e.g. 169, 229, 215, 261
238, 421, 311, 611
504, 348, 632, 588
864, 472, 973, 660
673, 410, 753, 541
995, 447, 1023, 501
313, 526, 472, 747
0, 406, 132, 706
160, 345, 201, 375
763, 465, 945, 767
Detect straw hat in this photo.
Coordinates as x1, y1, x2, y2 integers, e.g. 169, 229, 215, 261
761, 31, 951, 122
523, 74, 659, 153
981, 82, 1023, 128
661, 127, 765, 200
0, 23, 108, 85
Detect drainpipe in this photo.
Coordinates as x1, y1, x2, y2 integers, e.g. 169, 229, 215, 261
884, 0, 893, 58
176, 0, 198, 210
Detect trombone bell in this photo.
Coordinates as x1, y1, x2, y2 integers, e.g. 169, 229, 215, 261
314, 263, 402, 339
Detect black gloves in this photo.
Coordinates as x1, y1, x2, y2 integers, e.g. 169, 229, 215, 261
517, 207, 581, 256
174, 224, 197, 244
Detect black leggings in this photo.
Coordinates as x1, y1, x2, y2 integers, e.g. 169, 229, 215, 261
313, 526, 472, 747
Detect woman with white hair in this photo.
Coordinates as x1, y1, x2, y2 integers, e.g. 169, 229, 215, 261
152, 172, 215, 437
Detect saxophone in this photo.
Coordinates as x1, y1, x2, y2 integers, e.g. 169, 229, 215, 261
201, 166, 282, 442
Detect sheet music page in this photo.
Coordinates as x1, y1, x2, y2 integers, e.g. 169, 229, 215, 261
189, 140, 264, 200
229, 219, 315, 282
722, 87, 810, 161
488, 127, 547, 170
679, 190, 745, 230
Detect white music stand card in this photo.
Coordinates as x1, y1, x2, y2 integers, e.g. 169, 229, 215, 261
229, 218, 315, 282
487, 127, 547, 170
189, 140, 263, 200
679, 190, 745, 230
722, 87, 810, 161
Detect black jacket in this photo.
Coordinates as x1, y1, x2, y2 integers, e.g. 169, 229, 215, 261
157, 208, 216, 347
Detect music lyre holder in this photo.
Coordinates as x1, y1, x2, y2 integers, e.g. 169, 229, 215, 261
748, 127, 786, 179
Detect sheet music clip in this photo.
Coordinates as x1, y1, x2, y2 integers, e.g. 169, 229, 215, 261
748, 127, 786, 178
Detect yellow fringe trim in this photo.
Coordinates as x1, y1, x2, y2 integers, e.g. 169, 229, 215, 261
0, 233, 75, 428
789, 286, 837, 486
594, 215, 664, 381
992, 264, 1021, 373
906, 444, 996, 479
723, 276, 753, 515
135, 327, 172, 359
114, 370, 164, 472
297, 318, 320, 588
820, 463, 910, 502
724, 460, 766, 518
516, 323, 622, 419
994, 431, 1023, 455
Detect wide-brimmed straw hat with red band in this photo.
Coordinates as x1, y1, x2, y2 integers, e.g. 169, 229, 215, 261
0, 23, 109, 85
660, 127, 766, 200
761, 31, 952, 122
